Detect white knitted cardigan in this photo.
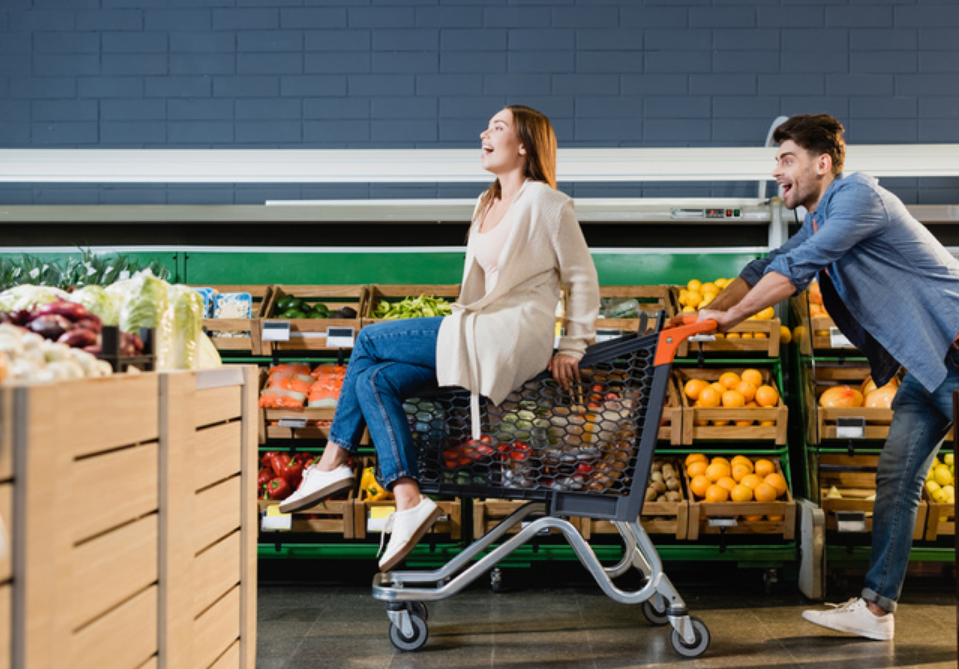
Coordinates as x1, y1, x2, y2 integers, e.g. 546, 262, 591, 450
436, 180, 600, 437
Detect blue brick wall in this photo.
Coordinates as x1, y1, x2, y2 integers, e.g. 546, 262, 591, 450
1, 0, 958, 204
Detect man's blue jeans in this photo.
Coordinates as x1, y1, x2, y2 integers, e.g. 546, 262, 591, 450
327, 317, 442, 490
863, 348, 959, 612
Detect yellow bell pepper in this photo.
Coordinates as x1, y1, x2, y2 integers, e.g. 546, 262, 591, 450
361, 466, 391, 501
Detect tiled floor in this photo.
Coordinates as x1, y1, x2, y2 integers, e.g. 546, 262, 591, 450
256, 560, 958, 668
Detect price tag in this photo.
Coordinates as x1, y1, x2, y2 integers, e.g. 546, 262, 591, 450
836, 510, 868, 533
367, 505, 396, 533
688, 334, 717, 343
829, 327, 854, 348
595, 329, 622, 343
278, 417, 308, 429
327, 326, 355, 348
707, 517, 738, 528
836, 416, 866, 440
261, 504, 292, 531
262, 320, 291, 342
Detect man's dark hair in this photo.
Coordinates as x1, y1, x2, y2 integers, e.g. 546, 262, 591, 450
773, 114, 846, 175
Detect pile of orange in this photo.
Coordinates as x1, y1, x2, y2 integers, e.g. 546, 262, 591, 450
683, 370, 780, 427
684, 453, 788, 519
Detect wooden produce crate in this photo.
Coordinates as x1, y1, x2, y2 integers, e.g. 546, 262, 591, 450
0, 388, 12, 669
3, 367, 258, 669
789, 290, 859, 357
675, 367, 788, 445
578, 457, 688, 540
472, 499, 586, 540
922, 487, 956, 542
593, 285, 674, 335
806, 363, 895, 444
669, 286, 781, 357
363, 284, 461, 325
260, 284, 368, 353
657, 374, 683, 445
200, 284, 272, 355
258, 496, 356, 538
355, 499, 462, 541
686, 456, 795, 541
818, 453, 927, 541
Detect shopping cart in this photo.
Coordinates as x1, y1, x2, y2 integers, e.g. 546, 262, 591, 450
372, 313, 717, 658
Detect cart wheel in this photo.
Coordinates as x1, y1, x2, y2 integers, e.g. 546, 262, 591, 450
669, 617, 710, 658
389, 613, 429, 652
641, 597, 670, 626
406, 600, 429, 622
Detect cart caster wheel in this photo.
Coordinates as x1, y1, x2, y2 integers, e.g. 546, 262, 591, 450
389, 613, 429, 652
490, 567, 505, 593
641, 597, 670, 626
669, 617, 710, 658
406, 600, 428, 622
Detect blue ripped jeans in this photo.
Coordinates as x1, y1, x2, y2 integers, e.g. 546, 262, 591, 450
327, 317, 442, 490
863, 348, 959, 612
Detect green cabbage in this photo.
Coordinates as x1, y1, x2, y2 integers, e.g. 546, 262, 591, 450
0, 285, 69, 312
169, 285, 203, 370
110, 271, 168, 333
69, 285, 122, 326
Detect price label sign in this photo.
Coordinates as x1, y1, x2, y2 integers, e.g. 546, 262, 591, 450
261, 505, 292, 531
277, 417, 308, 429
688, 334, 717, 343
262, 320, 291, 342
707, 517, 739, 528
829, 327, 854, 349
836, 416, 866, 440
836, 510, 868, 533
327, 326, 355, 348
595, 329, 622, 343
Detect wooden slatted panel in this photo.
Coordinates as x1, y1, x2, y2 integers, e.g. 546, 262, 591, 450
71, 443, 159, 543
193, 422, 243, 492
71, 585, 157, 669
72, 514, 158, 630
193, 586, 240, 669
66, 375, 160, 458
0, 389, 11, 481
0, 484, 10, 583
207, 640, 240, 669
194, 477, 241, 554
194, 386, 242, 428
0, 583, 9, 669
193, 532, 241, 618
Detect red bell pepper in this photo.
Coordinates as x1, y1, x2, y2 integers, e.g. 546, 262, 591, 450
264, 477, 292, 500
270, 453, 304, 488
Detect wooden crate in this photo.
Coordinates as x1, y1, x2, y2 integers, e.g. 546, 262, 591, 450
806, 364, 895, 444
922, 487, 956, 541
355, 499, 462, 541
686, 456, 795, 541
658, 374, 683, 445
593, 285, 674, 334
675, 367, 788, 445
363, 284, 461, 325
260, 284, 368, 353
200, 284, 272, 356
0, 387, 12, 669
818, 453, 927, 541
578, 457, 688, 540
258, 498, 356, 538
3, 366, 258, 669
670, 286, 781, 357
472, 499, 585, 540
790, 292, 860, 357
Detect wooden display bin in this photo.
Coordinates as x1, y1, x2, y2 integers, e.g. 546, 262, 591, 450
670, 286, 781, 357
258, 497, 356, 538
790, 291, 860, 357
686, 456, 795, 541
260, 284, 368, 353
200, 284, 271, 356
657, 374, 683, 445
593, 285, 674, 335
578, 458, 688, 540
363, 284, 461, 326
1, 367, 258, 669
472, 499, 584, 540
806, 363, 895, 444
354, 499, 462, 541
0, 389, 12, 669
818, 453, 927, 541
922, 487, 956, 542
675, 367, 788, 445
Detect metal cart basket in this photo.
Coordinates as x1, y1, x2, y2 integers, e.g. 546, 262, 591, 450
373, 314, 717, 658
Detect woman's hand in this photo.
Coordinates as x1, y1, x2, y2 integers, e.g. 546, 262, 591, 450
548, 354, 580, 390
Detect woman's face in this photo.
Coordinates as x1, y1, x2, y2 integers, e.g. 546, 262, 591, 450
480, 109, 526, 176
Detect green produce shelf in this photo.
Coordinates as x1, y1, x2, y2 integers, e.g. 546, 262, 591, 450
826, 545, 955, 565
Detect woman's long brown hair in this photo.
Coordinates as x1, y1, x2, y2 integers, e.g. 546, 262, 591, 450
475, 105, 557, 223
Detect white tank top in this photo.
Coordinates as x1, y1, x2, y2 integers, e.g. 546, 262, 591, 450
472, 211, 513, 295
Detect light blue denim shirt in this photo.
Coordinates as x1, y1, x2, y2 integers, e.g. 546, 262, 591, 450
741, 172, 959, 393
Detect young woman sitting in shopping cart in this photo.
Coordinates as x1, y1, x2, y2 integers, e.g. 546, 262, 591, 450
279, 105, 600, 572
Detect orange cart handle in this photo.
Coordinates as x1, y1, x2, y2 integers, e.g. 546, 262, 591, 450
653, 315, 719, 366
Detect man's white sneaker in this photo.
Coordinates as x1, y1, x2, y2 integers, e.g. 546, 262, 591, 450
278, 464, 355, 514
377, 497, 443, 572
801, 597, 894, 641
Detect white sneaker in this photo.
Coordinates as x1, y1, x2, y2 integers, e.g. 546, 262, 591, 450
278, 464, 355, 514
801, 597, 894, 641
377, 497, 443, 572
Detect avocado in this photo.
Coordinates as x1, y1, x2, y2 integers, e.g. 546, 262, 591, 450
312, 302, 330, 315
307, 311, 328, 319
335, 306, 358, 319
280, 308, 306, 319
275, 295, 298, 311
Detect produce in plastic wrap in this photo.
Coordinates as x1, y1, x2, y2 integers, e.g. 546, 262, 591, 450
107, 270, 169, 334
68, 285, 122, 326
192, 287, 217, 318
215, 292, 252, 319
158, 285, 203, 370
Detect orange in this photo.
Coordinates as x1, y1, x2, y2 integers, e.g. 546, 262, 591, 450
734, 419, 754, 427
710, 382, 725, 394
745, 400, 759, 408
721, 389, 746, 408
740, 473, 763, 490
766, 515, 784, 521
731, 484, 754, 502
690, 474, 710, 498
685, 453, 708, 467
741, 368, 763, 387
764, 473, 788, 497
754, 458, 775, 478
686, 460, 708, 478
742, 514, 764, 521
684, 378, 710, 401
698, 387, 722, 408
704, 484, 729, 502
716, 476, 737, 492
719, 372, 741, 389
705, 462, 731, 482
731, 463, 753, 482
754, 482, 778, 502
734, 380, 757, 403
710, 456, 731, 468
712, 419, 730, 426
755, 384, 780, 407
730, 455, 753, 470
